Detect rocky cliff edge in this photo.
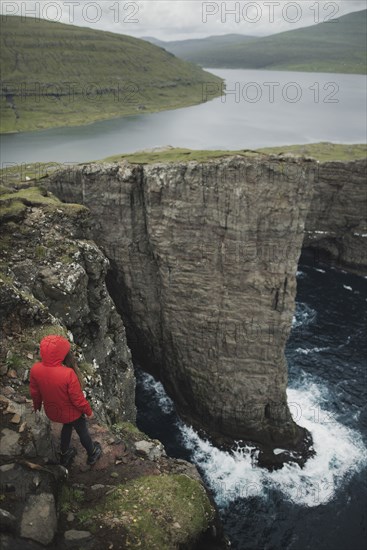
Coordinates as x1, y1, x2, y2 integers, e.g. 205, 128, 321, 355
0, 184, 225, 549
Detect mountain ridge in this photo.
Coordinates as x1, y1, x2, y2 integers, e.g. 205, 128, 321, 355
146, 9, 367, 74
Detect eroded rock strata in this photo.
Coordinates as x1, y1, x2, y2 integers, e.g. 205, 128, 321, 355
48, 155, 318, 453
304, 159, 367, 275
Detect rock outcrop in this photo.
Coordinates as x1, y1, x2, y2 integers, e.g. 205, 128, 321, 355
48, 155, 318, 454
0, 186, 136, 425
303, 159, 367, 275
0, 187, 226, 549
0, 393, 225, 549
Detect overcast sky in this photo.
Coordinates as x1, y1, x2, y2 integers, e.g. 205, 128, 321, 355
2, 1, 365, 41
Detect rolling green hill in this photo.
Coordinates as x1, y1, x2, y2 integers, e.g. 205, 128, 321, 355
155, 9, 367, 74
0, 16, 223, 133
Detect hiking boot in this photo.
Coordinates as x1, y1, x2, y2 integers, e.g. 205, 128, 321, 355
60, 447, 77, 467
87, 442, 102, 465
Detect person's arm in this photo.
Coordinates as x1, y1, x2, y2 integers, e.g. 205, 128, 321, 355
29, 368, 42, 412
67, 369, 93, 417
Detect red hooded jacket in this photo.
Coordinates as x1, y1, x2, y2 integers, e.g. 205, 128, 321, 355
30, 335, 92, 424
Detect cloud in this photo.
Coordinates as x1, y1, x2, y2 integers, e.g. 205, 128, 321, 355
1, 0, 365, 40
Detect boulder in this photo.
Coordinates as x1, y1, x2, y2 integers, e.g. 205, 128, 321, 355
134, 440, 166, 461
0, 429, 21, 457
20, 493, 57, 545
0, 508, 17, 533
64, 530, 92, 541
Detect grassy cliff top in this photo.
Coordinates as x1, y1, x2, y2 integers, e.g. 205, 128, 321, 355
0, 16, 222, 133
258, 143, 367, 163
0, 184, 87, 223
0, 144, 365, 187
100, 143, 367, 164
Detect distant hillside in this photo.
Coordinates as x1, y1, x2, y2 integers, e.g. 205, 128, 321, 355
0, 17, 223, 133
143, 34, 257, 58
155, 10, 367, 74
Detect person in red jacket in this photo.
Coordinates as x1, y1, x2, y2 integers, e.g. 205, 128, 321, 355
30, 334, 102, 467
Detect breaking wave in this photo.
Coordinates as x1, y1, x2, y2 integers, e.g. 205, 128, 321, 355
292, 302, 317, 329
178, 381, 367, 508
139, 370, 367, 509
137, 370, 174, 415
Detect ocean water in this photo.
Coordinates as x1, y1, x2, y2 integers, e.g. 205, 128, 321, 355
135, 256, 367, 550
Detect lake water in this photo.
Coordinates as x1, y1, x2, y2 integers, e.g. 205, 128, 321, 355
1, 69, 366, 165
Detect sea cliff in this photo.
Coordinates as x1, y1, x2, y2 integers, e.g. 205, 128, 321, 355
304, 159, 367, 275
48, 154, 318, 457
1, 149, 365, 548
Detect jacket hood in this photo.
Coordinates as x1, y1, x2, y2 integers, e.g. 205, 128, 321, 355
40, 335, 70, 367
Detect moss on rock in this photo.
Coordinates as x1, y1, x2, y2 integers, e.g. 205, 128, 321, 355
80, 474, 215, 549
111, 421, 149, 441
0, 199, 27, 223
0, 185, 89, 220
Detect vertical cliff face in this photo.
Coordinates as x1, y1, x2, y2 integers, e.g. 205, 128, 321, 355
49, 155, 317, 452
304, 159, 367, 275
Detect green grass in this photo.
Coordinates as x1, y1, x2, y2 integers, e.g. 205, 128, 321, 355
161, 9, 367, 74
0, 186, 60, 206
100, 147, 261, 165
1, 16, 223, 133
258, 143, 367, 162
0, 185, 89, 223
0, 144, 364, 192
34, 325, 68, 340
111, 421, 150, 441
0, 199, 27, 222
80, 475, 215, 549
5, 352, 24, 371
59, 485, 85, 514
99, 143, 366, 165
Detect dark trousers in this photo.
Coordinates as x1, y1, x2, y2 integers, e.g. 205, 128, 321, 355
61, 415, 94, 456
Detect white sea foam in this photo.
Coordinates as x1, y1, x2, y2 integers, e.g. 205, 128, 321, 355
139, 371, 174, 414
314, 268, 326, 273
292, 302, 317, 329
140, 373, 367, 509
178, 382, 367, 509
295, 346, 330, 355
343, 285, 353, 291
